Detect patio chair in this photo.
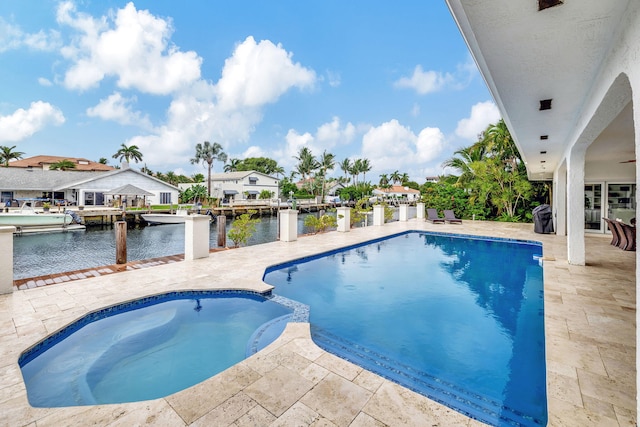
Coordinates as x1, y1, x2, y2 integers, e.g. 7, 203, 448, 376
620, 222, 636, 251
426, 208, 445, 223
603, 218, 620, 247
610, 220, 628, 250
443, 210, 462, 224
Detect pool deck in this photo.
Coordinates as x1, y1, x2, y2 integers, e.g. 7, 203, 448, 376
0, 220, 635, 426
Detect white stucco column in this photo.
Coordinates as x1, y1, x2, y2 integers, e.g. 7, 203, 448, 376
416, 202, 425, 221
566, 147, 586, 265
399, 204, 409, 221
336, 207, 350, 232
0, 226, 15, 294
373, 205, 385, 226
184, 215, 210, 260
554, 162, 567, 236
280, 209, 298, 242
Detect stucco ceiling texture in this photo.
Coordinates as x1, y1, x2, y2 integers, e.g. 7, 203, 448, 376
447, 0, 631, 180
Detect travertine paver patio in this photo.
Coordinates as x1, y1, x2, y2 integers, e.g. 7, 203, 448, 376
0, 219, 635, 426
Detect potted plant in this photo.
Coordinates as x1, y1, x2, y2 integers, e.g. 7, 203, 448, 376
42, 202, 51, 212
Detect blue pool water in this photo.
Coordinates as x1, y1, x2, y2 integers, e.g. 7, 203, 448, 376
19, 291, 293, 407
262, 231, 547, 426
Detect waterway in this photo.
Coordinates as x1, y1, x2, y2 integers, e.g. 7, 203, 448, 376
14, 212, 376, 280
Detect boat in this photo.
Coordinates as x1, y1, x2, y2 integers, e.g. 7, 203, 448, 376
0, 200, 73, 228
141, 205, 211, 225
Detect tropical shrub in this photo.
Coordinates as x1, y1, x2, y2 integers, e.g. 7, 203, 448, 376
304, 213, 337, 234
228, 210, 260, 247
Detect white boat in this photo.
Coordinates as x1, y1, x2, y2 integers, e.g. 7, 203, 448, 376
0, 201, 73, 228
141, 205, 200, 225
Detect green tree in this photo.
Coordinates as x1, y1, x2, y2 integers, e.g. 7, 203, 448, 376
339, 158, 352, 184
259, 189, 274, 199
48, 159, 76, 171
224, 158, 241, 172
228, 210, 260, 247
0, 145, 25, 167
360, 158, 372, 183
379, 174, 391, 188
190, 141, 227, 197
112, 143, 143, 164
390, 170, 401, 184
191, 172, 205, 183
164, 171, 179, 186
318, 150, 336, 201
294, 147, 318, 181
98, 157, 108, 165
235, 157, 281, 175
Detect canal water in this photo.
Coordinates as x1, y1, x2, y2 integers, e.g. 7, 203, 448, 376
13, 212, 375, 280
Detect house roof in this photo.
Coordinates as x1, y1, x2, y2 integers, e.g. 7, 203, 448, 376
104, 184, 154, 196
0, 168, 105, 191
8, 155, 115, 171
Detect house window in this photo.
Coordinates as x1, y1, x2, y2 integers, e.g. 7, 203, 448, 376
249, 177, 258, 185
1, 191, 13, 205
160, 192, 171, 204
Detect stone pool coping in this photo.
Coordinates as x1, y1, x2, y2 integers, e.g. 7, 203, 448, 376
0, 219, 635, 426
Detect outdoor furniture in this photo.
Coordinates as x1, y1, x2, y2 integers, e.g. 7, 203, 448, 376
603, 218, 621, 247
444, 210, 462, 224
426, 209, 445, 223
620, 222, 636, 251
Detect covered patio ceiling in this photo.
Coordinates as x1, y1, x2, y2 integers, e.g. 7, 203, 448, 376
446, 0, 632, 180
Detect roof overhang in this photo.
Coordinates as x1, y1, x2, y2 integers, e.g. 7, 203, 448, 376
446, 0, 631, 180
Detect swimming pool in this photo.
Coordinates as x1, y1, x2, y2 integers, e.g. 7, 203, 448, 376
262, 231, 547, 426
19, 290, 294, 407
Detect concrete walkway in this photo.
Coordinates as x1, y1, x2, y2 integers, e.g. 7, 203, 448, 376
0, 220, 635, 426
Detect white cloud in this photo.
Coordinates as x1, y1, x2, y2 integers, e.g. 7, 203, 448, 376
278, 117, 356, 168
57, 1, 202, 94
216, 36, 316, 110
0, 101, 65, 143
361, 120, 445, 177
38, 77, 53, 87
241, 146, 266, 158
0, 17, 61, 53
394, 65, 453, 95
455, 100, 500, 141
410, 103, 420, 117
86, 92, 151, 129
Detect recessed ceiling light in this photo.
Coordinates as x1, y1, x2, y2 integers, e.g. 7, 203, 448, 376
541, 160, 546, 163
540, 135, 549, 140
539, 0, 564, 11
539, 99, 552, 110
540, 151, 547, 154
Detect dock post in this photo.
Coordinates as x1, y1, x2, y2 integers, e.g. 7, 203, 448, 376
217, 215, 226, 247
399, 204, 409, 221
0, 226, 15, 293
337, 207, 351, 232
185, 215, 210, 260
115, 221, 127, 264
416, 202, 425, 221
373, 205, 385, 226
280, 209, 298, 242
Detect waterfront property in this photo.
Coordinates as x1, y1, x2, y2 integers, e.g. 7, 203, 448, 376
0, 220, 634, 425
178, 171, 280, 205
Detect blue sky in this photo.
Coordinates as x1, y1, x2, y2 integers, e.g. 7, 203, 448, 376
0, 1, 500, 182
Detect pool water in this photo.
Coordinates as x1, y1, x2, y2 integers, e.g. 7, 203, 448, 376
19, 291, 292, 407
262, 231, 547, 426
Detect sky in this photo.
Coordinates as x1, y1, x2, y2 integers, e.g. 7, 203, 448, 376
0, 0, 500, 183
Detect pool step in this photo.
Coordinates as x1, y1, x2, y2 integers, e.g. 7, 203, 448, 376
311, 327, 544, 427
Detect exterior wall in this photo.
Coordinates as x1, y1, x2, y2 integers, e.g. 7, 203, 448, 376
75, 170, 179, 206
182, 171, 280, 202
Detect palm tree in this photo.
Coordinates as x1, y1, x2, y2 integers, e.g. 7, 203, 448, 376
441, 144, 487, 188
190, 141, 227, 196
318, 150, 336, 200
112, 143, 143, 164
350, 158, 363, 185
0, 145, 25, 167
360, 158, 372, 183
191, 172, 205, 183
379, 174, 390, 188
339, 158, 352, 184
98, 157, 108, 165
224, 158, 241, 172
390, 170, 401, 184
164, 171, 178, 186
400, 172, 410, 185
273, 165, 285, 179
48, 159, 76, 171
293, 147, 318, 182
